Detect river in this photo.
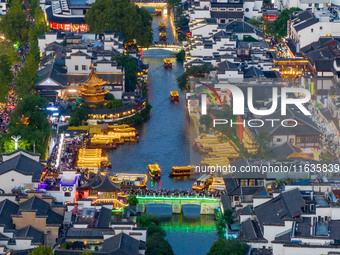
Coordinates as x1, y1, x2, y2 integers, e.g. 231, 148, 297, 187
108, 9, 217, 255
108, 8, 202, 190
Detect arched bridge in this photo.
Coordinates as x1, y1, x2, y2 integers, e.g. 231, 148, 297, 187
136, 195, 221, 214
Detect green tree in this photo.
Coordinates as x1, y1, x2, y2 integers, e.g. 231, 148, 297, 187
105, 93, 115, 101
265, 8, 301, 39
127, 194, 138, 206
0, 0, 29, 44
176, 50, 185, 61
254, 130, 272, 157
177, 64, 214, 91
69, 103, 90, 126
3, 138, 30, 153
0, 54, 14, 102
114, 54, 137, 92
8, 95, 51, 156
29, 245, 53, 255
146, 233, 174, 255
85, 0, 152, 47
0, 41, 20, 65
16, 52, 38, 97
137, 213, 160, 227
207, 238, 249, 255
224, 209, 234, 226
106, 99, 124, 109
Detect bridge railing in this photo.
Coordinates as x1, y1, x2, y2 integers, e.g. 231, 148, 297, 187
136, 195, 220, 201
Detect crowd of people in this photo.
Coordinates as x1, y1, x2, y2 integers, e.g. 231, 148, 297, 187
0, 88, 18, 133
124, 188, 227, 198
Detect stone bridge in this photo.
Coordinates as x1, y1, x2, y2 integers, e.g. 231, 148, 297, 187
136, 195, 221, 214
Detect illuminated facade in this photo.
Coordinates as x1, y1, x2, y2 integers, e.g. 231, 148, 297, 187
78, 66, 110, 105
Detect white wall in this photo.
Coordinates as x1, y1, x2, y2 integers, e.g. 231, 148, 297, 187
0, 171, 34, 193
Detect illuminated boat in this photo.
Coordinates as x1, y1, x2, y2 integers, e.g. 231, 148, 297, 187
159, 22, 166, 31
112, 173, 147, 189
208, 177, 226, 191
192, 174, 212, 190
159, 32, 166, 42
148, 164, 161, 178
164, 59, 172, 69
170, 91, 179, 102
169, 165, 196, 177
155, 9, 162, 16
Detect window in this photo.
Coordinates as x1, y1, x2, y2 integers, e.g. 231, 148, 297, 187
220, 18, 226, 24
234, 196, 239, 201
82, 65, 86, 70
241, 179, 248, 186
228, 8, 235, 11
75, 65, 79, 71
309, 3, 312, 6
11, 179, 14, 182
211, 7, 218, 11
64, 192, 71, 197
250, 179, 256, 186
289, 138, 294, 143
276, 138, 281, 142
237, 8, 243, 11
220, 8, 226, 11
311, 28, 314, 32
320, 26, 323, 30
245, 8, 249, 12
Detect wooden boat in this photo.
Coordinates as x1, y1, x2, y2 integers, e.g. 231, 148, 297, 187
159, 22, 166, 31
169, 165, 196, 177
192, 174, 212, 190
163, 59, 172, 69
112, 173, 147, 189
170, 91, 179, 102
148, 164, 161, 178
159, 32, 166, 42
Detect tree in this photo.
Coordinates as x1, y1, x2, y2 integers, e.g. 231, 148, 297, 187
254, 130, 272, 157
106, 99, 124, 109
265, 8, 301, 39
176, 50, 185, 61
0, 0, 29, 44
8, 95, 51, 156
0, 54, 14, 102
3, 138, 30, 153
320, 152, 339, 162
127, 194, 138, 206
177, 64, 214, 91
137, 213, 160, 228
146, 233, 174, 255
224, 209, 233, 226
114, 54, 137, 92
0, 41, 20, 65
16, 52, 39, 97
85, 0, 152, 47
105, 93, 115, 101
29, 245, 53, 255
207, 238, 249, 255
69, 103, 90, 126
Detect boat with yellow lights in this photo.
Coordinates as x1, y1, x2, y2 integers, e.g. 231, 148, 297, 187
208, 177, 226, 192
148, 164, 161, 178
164, 59, 172, 69
192, 174, 212, 190
155, 9, 162, 16
112, 173, 147, 189
170, 91, 179, 102
159, 32, 166, 42
159, 22, 166, 31
169, 165, 196, 177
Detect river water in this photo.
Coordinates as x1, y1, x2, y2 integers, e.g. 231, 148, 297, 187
108, 9, 217, 254
108, 9, 202, 190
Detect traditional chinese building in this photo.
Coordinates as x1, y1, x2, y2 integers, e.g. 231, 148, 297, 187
78, 66, 109, 106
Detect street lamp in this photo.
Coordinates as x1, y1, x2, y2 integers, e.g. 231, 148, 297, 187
11, 135, 21, 150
